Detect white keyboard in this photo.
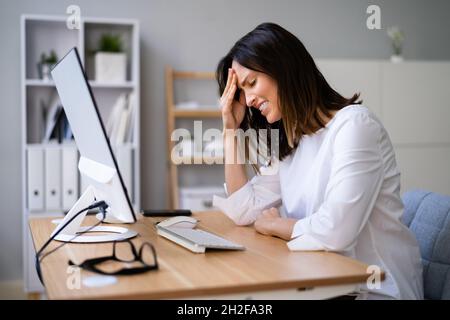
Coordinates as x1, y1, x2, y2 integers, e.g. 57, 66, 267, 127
156, 226, 245, 253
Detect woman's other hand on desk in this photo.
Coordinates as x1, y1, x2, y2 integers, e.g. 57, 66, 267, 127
254, 207, 297, 241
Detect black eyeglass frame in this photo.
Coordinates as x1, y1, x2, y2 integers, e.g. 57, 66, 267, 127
68, 239, 159, 276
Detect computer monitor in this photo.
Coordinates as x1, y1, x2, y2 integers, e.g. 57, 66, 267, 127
50, 47, 137, 243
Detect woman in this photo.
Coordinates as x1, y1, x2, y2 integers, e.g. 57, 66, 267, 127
212, 23, 423, 299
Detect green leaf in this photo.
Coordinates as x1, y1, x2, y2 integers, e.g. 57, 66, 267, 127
98, 33, 123, 53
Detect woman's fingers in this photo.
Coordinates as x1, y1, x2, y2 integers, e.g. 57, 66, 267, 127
221, 70, 245, 130
220, 70, 233, 109
222, 68, 233, 98
226, 79, 237, 104
222, 74, 237, 113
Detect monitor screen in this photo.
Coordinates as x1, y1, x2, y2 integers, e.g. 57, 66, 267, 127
51, 47, 136, 223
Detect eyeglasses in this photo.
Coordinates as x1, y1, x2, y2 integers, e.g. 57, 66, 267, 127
68, 239, 159, 276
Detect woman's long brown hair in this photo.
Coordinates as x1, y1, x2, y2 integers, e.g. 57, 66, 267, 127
217, 22, 361, 161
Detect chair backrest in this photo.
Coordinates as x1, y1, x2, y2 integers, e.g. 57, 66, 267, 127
402, 190, 450, 300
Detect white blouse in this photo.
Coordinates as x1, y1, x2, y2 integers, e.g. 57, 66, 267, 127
213, 105, 423, 299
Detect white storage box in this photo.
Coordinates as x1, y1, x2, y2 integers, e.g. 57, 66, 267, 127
179, 186, 226, 212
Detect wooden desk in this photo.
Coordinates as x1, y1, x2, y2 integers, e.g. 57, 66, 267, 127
29, 211, 375, 300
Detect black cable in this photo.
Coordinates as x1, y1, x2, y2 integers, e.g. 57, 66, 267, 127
35, 200, 108, 284
38, 208, 106, 262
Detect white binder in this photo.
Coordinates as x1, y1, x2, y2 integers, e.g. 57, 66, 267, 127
45, 145, 61, 210
62, 144, 79, 211
27, 146, 44, 211
115, 144, 133, 202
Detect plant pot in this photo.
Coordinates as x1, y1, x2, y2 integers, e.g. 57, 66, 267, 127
390, 54, 404, 63
40, 63, 53, 81
95, 52, 127, 83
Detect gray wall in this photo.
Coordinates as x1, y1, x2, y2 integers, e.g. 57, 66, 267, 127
1, 0, 449, 281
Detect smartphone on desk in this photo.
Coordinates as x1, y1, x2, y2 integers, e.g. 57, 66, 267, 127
142, 209, 192, 217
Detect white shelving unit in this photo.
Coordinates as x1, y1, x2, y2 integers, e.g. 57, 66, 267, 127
21, 14, 140, 294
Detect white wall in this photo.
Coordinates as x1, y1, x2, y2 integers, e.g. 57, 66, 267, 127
318, 60, 450, 195
1, 0, 450, 282
382, 62, 450, 194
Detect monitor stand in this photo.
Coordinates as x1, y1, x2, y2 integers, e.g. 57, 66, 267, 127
52, 186, 137, 243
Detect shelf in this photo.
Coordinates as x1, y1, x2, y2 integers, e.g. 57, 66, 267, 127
174, 71, 215, 80
26, 142, 138, 150
25, 79, 136, 89
83, 22, 135, 82
25, 79, 56, 87
24, 17, 78, 80
88, 81, 136, 89
26, 142, 75, 148
166, 66, 223, 209
173, 109, 221, 118
172, 155, 224, 165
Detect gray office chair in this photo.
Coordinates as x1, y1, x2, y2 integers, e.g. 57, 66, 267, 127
402, 190, 450, 300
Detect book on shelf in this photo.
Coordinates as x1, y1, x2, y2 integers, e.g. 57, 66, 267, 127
125, 91, 136, 144
106, 93, 127, 142
41, 94, 61, 142
106, 92, 135, 146
41, 93, 73, 143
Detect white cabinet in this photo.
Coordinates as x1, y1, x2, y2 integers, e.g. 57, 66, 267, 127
179, 186, 226, 212
379, 62, 450, 194
381, 62, 450, 145
318, 59, 450, 196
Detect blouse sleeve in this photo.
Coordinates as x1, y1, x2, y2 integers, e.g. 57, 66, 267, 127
213, 160, 282, 226
287, 113, 385, 252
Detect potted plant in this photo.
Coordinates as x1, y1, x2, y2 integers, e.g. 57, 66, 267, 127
38, 50, 58, 81
94, 33, 127, 83
387, 26, 405, 63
